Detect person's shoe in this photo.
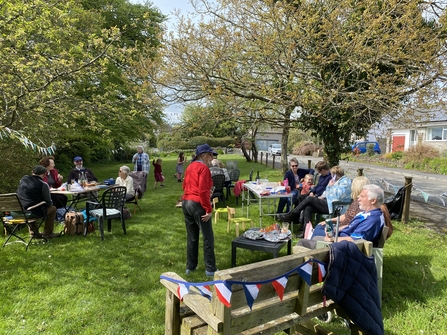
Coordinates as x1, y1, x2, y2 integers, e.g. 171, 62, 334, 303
31, 232, 44, 239
277, 212, 295, 222
42, 232, 61, 239
160, 184, 165, 187
185, 268, 196, 275
205, 269, 218, 277
178, 180, 182, 182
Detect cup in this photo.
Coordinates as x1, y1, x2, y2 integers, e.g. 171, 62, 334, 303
282, 222, 289, 233
286, 186, 291, 193
71, 179, 75, 184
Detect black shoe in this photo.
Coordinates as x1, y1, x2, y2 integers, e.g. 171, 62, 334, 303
277, 212, 295, 222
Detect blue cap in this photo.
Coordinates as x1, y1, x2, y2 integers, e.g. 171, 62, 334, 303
194, 144, 217, 160
74, 156, 83, 161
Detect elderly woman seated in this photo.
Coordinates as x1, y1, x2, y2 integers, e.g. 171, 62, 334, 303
115, 166, 135, 200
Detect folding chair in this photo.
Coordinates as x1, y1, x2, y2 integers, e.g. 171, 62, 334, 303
211, 174, 226, 205
127, 171, 145, 215
226, 169, 240, 200
0, 193, 48, 250
86, 186, 127, 240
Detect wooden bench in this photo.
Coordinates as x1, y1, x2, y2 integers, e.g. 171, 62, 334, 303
160, 239, 374, 335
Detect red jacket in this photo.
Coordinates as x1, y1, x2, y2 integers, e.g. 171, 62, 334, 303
42, 168, 62, 188
182, 161, 213, 213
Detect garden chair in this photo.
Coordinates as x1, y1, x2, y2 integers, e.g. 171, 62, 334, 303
0, 193, 48, 250
226, 168, 240, 200
212, 197, 228, 223
211, 174, 226, 205
227, 206, 254, 236
86, 186, 127, 240
126, 172, 144, 214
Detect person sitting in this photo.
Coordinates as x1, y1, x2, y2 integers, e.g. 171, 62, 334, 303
277, 158, 315, 213
277, 166, 352, 233
16, 165, 61, 238
39, 156, 68, 209
115, 166, 135, 200
299, 174, 314, 195
293, 161, 331, 207
315, 176, 394, 239
215, 159, 231, 188
303, 184, 386, 246
209, 159, 225, 177
67, 156, 98, 183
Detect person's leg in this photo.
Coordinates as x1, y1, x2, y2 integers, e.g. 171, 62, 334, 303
277, 197, 287, 213
277, 196, 313, 222
182, 200, 201, 272
302, 198, 329, 225
199, 216, 217, 273
43, 205, 57, 236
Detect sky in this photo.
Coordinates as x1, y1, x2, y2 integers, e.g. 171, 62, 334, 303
129, 1, 196, 123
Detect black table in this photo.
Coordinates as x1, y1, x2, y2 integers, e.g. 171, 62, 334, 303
231, 235, 292, 267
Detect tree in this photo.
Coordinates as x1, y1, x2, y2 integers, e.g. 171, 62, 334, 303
153, 0, 446, 168
0, 0, 165, 154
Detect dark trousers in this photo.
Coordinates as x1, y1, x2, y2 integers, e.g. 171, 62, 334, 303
277, 190, 299, 213
182, 200, 216, 272
289, 196, 329, 225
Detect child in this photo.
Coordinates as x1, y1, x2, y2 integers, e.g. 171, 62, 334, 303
153, 158, 164, 188
300, 174, 314, 195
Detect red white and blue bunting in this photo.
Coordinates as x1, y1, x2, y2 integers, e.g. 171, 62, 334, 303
160, 258, 327, 310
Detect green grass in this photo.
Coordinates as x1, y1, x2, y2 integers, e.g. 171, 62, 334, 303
1, 155, 446, 334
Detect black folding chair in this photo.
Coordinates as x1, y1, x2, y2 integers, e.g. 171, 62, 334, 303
226, 169, 240, 200
86, 186, 127, 240
0, 193, 48, 250
211, 174, 226, 205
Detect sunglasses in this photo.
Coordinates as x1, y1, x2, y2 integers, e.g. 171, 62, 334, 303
291, 165, 298, 167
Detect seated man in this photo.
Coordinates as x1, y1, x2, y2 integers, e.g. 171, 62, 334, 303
301, 184, 385, 247
67, 156, 98, 183
16, 165, 61, 238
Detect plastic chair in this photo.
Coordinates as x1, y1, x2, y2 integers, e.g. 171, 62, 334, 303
0, 193, 48, 250
212, 197, 228, 223
211, 174, 226, 205
227, 206, 254, 236
126, 172, 144, 215
86, 186, 127, 240
226, 169, 240, 200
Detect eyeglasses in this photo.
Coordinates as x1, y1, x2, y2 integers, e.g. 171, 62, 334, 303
291, 165, 298, 167
75, 160, 82, 163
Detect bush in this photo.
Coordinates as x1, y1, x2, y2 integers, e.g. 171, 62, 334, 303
403, 143, 440, 163
366, 143, 376, 156
292, 141, 317, 155
391, 151, 403, 160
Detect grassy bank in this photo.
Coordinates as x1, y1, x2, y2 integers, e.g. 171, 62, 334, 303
1, 155, 446, 334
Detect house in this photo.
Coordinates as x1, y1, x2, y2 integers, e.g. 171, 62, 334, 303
387, 110, 447, 153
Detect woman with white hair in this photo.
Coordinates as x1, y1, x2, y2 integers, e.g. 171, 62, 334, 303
116, 165, 135, 200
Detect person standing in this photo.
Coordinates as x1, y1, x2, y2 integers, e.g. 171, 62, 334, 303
39, 156, 68, 209
17, 165, 60, 238
176, 152, 185, 182
153, 158, 165, 188
132, 146, 150, 191
182, 144, 218, 277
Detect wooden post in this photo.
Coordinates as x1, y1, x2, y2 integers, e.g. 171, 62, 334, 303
308, 160, 312, 169
260, 152, 264, 164
272, 155, 275, 169
357, 168, 364, 176
265, 153, 269, 168
402, 176, 412, 224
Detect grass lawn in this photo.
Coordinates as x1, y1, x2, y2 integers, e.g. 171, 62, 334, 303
1, 155, 446, 334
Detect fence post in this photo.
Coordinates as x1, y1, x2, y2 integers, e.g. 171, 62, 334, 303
402, 176, 412, 224
272, 155, 275, 169
308, 160, 312, 169
260, 152, 264, 165
357, 168, 364, 176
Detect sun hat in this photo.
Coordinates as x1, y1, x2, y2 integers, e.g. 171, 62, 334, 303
193, 144, 217, 160
73, 156, 83, 162
32, 165, 47, 175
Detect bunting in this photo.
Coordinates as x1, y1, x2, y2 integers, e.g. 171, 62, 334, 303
197, 285, 212, 300
177, 283, 190, 301
297, 262, 313, 286
271, 276, 288, 301
215, 282, 233, 308
317, 263, 326, 283
243, 284, 262, 310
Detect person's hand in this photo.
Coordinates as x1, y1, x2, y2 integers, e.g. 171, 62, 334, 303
58, 174, 63, 181
318, 221, 326, 226
201, 213, 212, 222
324, 235, 334, 242
309, 192, 315, 197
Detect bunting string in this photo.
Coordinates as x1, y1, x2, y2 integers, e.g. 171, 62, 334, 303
160, 259, 327, 310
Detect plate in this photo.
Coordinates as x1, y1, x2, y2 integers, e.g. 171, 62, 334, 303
263, 230, 291, 242
243, 230, 264, 240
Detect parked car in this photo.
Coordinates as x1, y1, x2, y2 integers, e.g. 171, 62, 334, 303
351, 141, 381, 154
268, 143, 282, 155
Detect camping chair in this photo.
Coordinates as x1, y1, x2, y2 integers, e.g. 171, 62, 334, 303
227, 206, 254, 236
211, 174, 226, 205
0, 193, 48, 250
126, 172, 144, 215
86, 186, 127, 240
212, 197, 228, 223
226, 169, 240, 200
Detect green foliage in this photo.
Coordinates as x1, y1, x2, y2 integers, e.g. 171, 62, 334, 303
366, 143, 376, 156
391, 151, 404, 160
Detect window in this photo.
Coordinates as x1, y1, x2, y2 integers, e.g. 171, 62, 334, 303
426, 127, 447, 141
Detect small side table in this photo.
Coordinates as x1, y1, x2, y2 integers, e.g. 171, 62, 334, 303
231, 235, 292, 267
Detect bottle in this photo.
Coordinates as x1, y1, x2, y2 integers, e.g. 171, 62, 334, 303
256, 171, 260, 184
325, 219, 334, 238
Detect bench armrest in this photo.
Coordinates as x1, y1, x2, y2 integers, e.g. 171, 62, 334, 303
27, 201, 46, 211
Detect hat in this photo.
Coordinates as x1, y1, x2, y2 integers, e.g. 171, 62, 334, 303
32, 165, 47, 175
193, 144, 218, 160
73, 156, 83, 162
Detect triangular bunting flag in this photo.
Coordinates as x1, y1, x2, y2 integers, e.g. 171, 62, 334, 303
177, 283, 190, 301
421, 190, 430, 203
243, 284, 262, 310
297, 262, 313, 286
271, 276, 288, 301
392, 185, 400, 194
317, 263, 326, 282
215, 282, 232, 308
197, 285, 212, 300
